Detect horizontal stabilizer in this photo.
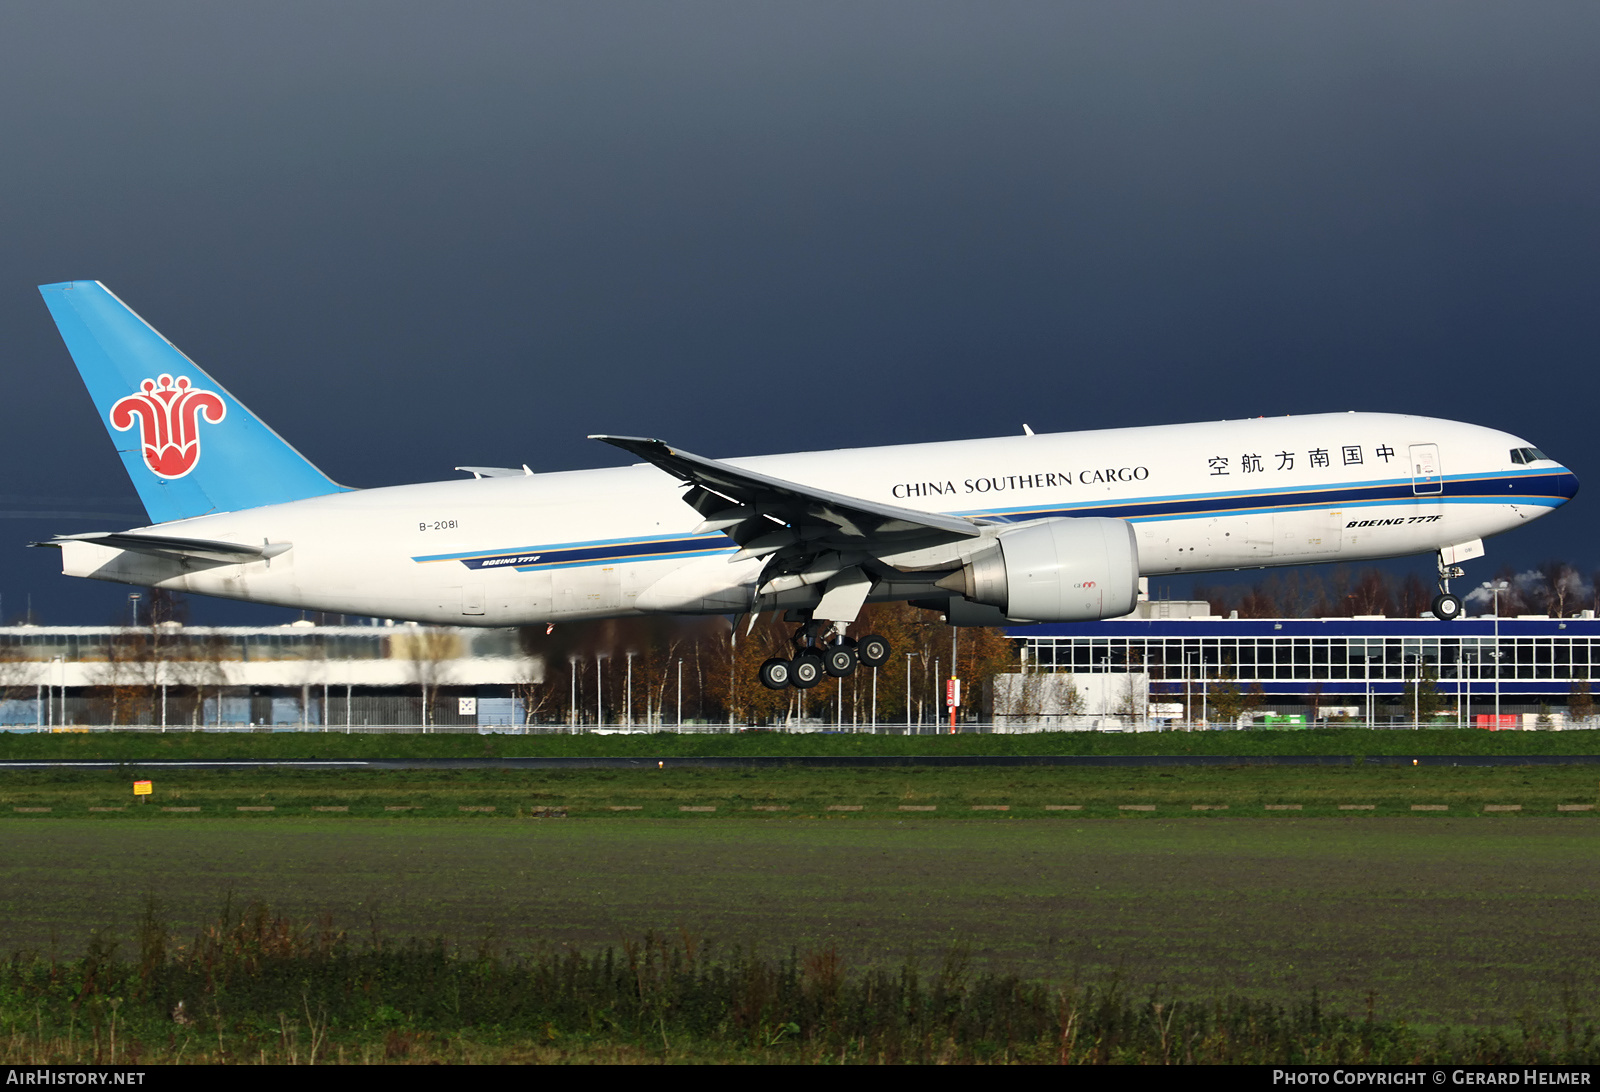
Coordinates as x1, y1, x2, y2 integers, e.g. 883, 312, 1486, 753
455, 465, 532, 478
39, 531, 291, 564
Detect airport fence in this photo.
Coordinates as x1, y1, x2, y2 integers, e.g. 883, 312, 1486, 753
1, 718, 1591, 735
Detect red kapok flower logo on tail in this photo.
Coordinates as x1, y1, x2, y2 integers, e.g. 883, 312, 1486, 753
110, 374, 227, 479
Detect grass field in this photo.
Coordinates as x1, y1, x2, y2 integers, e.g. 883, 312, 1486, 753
0, 763, 1595, 816
3, 811, 1598, 1029
3, 750, 1597, 1060
3, 727, 1600, 761
10, 904, 1593, 1064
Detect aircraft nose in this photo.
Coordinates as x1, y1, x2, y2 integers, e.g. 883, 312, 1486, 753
1556, 464, 1580, 504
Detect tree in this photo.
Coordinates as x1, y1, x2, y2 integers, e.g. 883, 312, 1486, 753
165, 633, 233, 726
1397, 574, 1430, 618
147, 588, 188, 626
728, 614, 803, 725
1531, 561, 1583, 618
0, 640, 41, 723
1306, 682, 1325, 723
1245, 681, 1267, 720
1206, 661, 1246, 723
1004, 671, 1047, 723
1273, 570, 1328, 620
1237, 583, 1279, 618
1192, 583, 1233, 617
511, 645, 554, 726
1488, 565, 1530, 616
1348, 569, 1397, 617
1323, 567, 1355, 617
1053, 675, 1087, 717
996, 670, 1084, 722
89, 629, 157, 725
1114, 672, 1147, 718
1569, 680, 1594, 723
1402, 665, 1446, 721
484, 603, 1020, 729
397, 626, 458, 728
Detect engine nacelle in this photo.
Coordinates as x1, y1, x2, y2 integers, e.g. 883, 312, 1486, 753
944, 517, 1139, 622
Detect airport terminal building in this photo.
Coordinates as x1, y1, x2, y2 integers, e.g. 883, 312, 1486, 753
0, 623, 540, 729
2, 609, 1596, 730
1007, 606, 1599, 725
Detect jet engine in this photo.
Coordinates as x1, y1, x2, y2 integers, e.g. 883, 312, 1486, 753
935, 517, 1139, 623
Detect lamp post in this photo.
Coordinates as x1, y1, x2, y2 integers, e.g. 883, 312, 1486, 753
55, 656, 65, 728
1183, 652, 1195, 731
905, 651, 921, 731
1483, 581, 1508, 725
1411, 650, 1419, 729
625, 650, 635, 728
950, 623, 959, 733
568, 655, 579, 728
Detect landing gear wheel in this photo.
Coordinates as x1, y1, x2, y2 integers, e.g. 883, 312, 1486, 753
758, 657, 793, 690
791, 653, 824, 689
824, 645, 858, 677
857, 634, 891, 668
1431, 593, 1463, 621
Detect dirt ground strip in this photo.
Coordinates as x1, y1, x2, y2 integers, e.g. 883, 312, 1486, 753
2, 817, 1597, 1028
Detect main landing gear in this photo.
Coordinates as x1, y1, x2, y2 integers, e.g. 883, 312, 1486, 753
758, 621, 891, 690
1432, 556, 1466, 621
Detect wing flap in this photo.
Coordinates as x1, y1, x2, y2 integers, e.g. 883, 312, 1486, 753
591, 434, 979, 611
591, 435, 981, 542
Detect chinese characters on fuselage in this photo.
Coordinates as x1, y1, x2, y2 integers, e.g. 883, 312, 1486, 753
1207, 444, 1396, 476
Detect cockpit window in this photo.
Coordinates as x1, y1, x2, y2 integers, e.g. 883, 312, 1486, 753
1510, 449, 1526, 464
1510, 447, 1551, 465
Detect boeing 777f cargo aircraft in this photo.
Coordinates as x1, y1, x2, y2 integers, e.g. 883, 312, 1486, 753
36, 281, 1580, 690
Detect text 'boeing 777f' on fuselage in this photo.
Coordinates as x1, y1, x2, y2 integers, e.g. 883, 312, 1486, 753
34, 281, 1579, 691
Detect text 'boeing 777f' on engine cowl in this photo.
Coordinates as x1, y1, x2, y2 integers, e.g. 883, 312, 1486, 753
35, 281, 1580, 690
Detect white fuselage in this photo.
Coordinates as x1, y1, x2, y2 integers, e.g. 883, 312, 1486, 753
58, 412, 1578, 625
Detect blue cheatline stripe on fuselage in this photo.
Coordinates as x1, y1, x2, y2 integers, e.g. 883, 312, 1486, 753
413, 531, 736, 572
962, 468, 1576, 525
408, 469, 1578, 571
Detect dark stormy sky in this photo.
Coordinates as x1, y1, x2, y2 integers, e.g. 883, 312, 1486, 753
2, 2, 1598, 624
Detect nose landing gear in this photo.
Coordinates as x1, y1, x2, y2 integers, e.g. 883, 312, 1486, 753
1432, 557, 1466, 621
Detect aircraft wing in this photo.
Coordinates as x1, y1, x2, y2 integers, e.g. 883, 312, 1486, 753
590, 435, 981, 581
39, 531, 292, 564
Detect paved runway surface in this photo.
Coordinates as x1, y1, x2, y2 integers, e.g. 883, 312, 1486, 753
2, 755, 1598, 769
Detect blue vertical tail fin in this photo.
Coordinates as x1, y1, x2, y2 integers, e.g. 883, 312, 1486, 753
38, 281, 348, 524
